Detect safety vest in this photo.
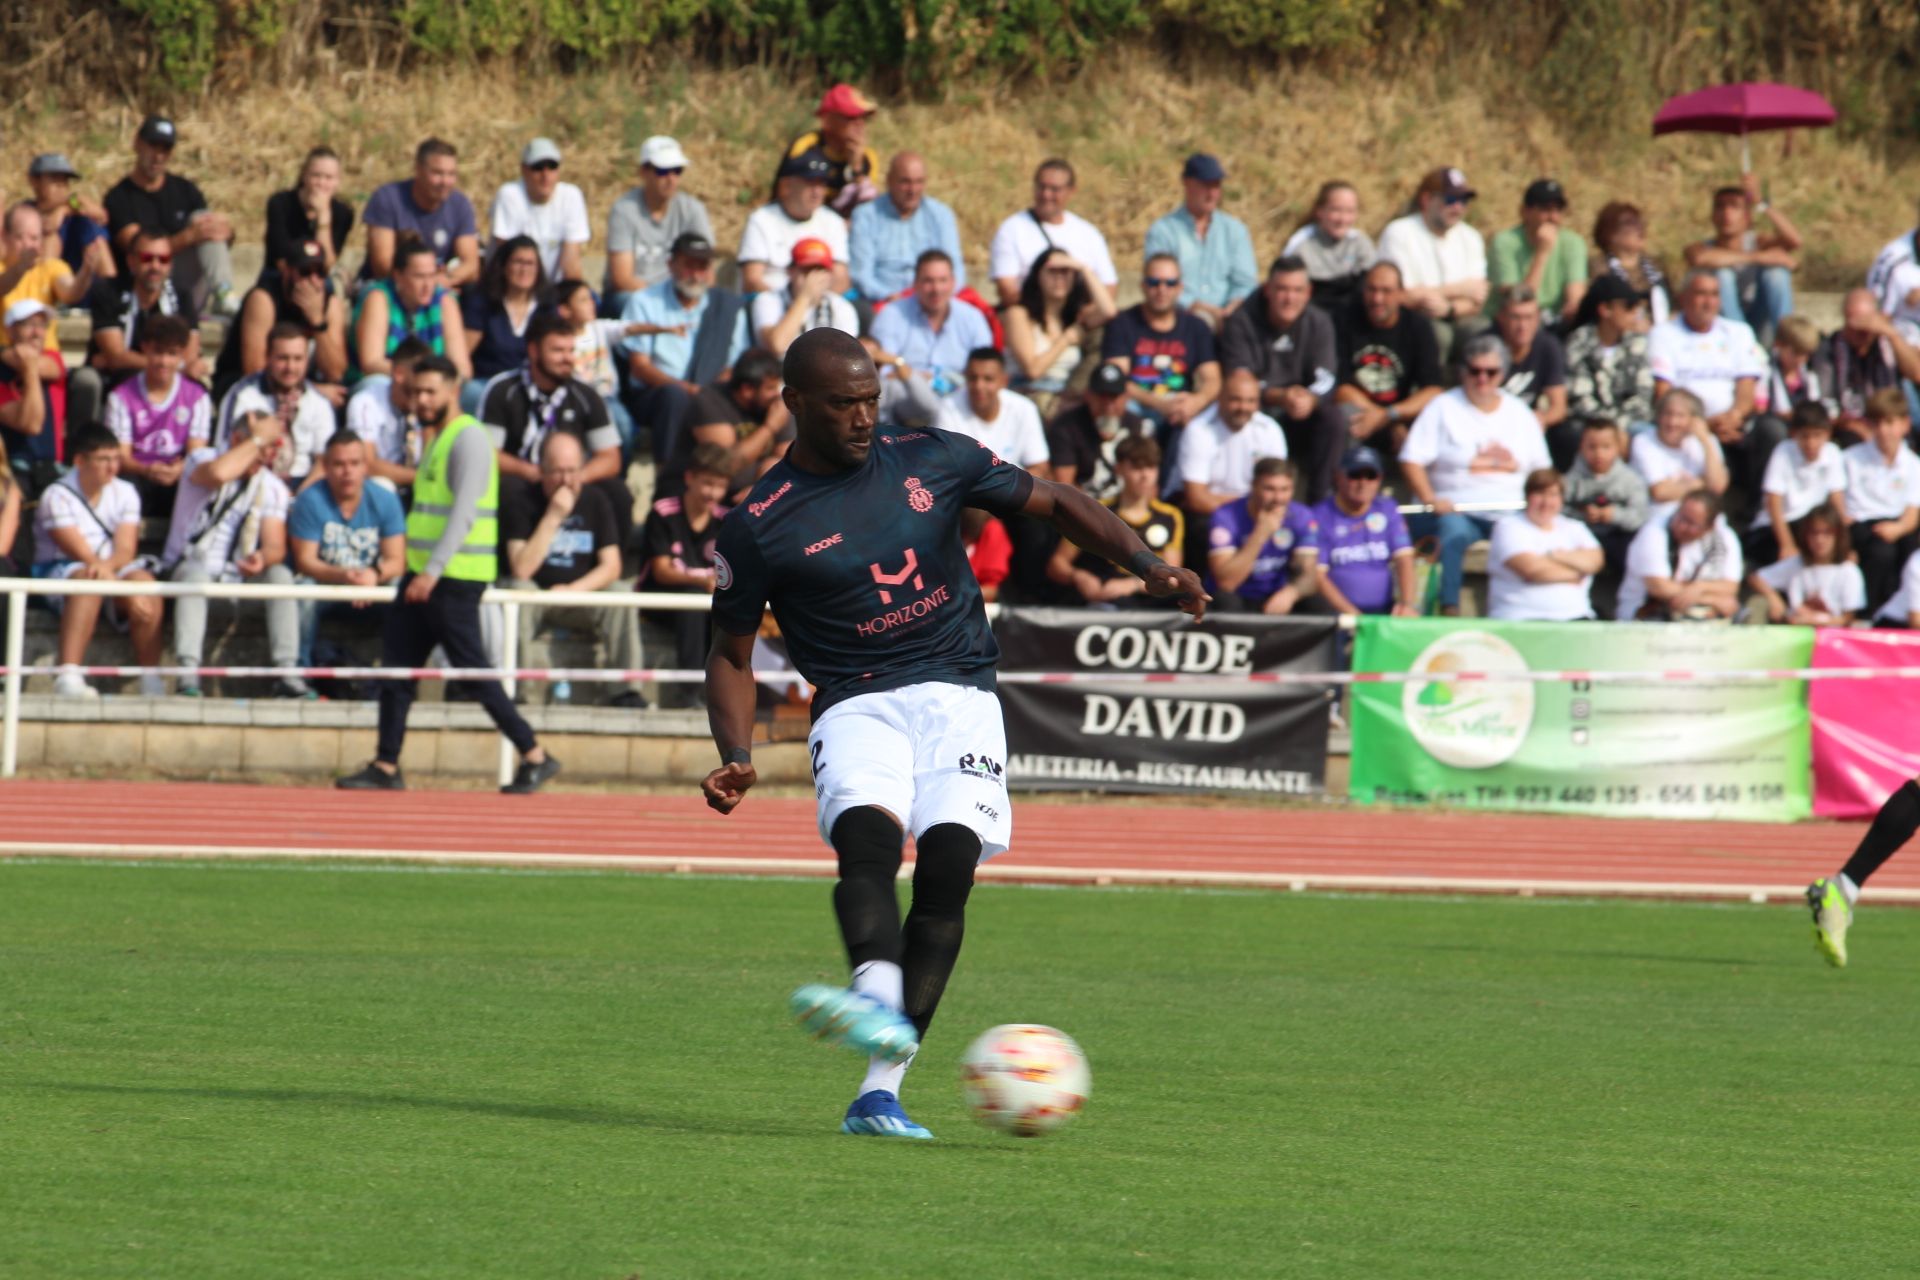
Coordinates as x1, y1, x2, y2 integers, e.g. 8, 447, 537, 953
406, 414, 499, 581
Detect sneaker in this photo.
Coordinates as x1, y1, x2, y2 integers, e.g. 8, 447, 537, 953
52, 669, 98, 699
789, 984, 920, 1064
336, 761, 405, 791
138, 672, 167, 698
501, 753, 561, 795
1807, 878, 1851, 968
176, 681, 202, 698
211, 286, 241, 317
840, 1090, 933, 1140
273, 676, 317, 700
609, 691, 647, 710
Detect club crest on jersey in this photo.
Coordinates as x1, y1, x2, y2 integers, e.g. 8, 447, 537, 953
713, 551, 733, 591
905, 476, 935, 513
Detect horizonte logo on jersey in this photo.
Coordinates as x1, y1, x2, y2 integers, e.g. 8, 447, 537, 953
855, 583, 953, 637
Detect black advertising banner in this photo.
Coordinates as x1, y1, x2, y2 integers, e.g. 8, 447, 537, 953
991, 608, 1336, 795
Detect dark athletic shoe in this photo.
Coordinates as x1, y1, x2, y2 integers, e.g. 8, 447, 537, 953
501, 754, 561, 795
336, 762, 405, 791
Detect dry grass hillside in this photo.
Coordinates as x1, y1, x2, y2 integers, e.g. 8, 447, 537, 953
10, 56, 1916, 288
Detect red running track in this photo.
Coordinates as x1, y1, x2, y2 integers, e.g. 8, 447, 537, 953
1, 780, 1914, 903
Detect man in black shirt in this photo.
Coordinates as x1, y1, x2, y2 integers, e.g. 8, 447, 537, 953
1219, 254, 1347, 501
1334, 261, 1443, 454
662, 347, 790, 501
1045, 361, 1155, 500
1494, 285, 1569, 435
1101, 252, 1220, 431
640, 442, 733, 702
71, 228, 205, 431
701, 328, 1206, 1141
102, 115, 236, 315
481, 310, 632, 546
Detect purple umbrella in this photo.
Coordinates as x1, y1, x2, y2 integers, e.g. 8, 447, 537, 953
1653, 82, 1838, 172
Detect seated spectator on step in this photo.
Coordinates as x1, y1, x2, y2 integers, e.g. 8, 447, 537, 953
1760, 316, 1822, 427
360, 137, 479, 287
1843, 388, 1920, 613
1562, 420, 1649, 604
504, 430, 643, 707
871, 249, 991, 389
1105, 252, 1219, 433
738, 154, 848, 296
619, 232, 749, 469
665, 347, 792, 502
556, 278, 663, 457
104, 314, 209, 519
1004, 247, 1115, 411
1616, 491, 1741, 621
1400, 334, 1553, 615
1310, 444, 1417, 617
1750, 402, 1846, 568
216, 321, 338, 486
941, 347, 1051, 474
750, 238, 859, 356
163, 410, 306, 698
345, 337, 429, 490
484, 309, 629, 545
1047, 362, 1153, 501
1487, 179, 1587, 330
0, 300, 66, 488
352, 237, 470, 384
639, 442, 733, 704
461, 236, 549, 413
288, 430, 405, 671
1206, 456, 1318, 614
781, 83, 881, 218
1221, 255, 1345, 500
26, 153, 112, 279
1683, 173, 1800, 344
490, 138, 590, 283
1143, 154, 1257, 332
1649, 269, 1775, 514
1486, 468, 1602, 621
74, 228, 206, 432
212, 239, 348, 402
1177, 368, 1289, 519
1492, 285, 1568, 444
1376, 167, 1488, 354
1814, 289, 1920, 442
1631, 387, 1730, 526
862, 335, 945, 430
30, 423, 163, 698
1590, 201, 1671, 325
263, 147, 353, 278
1870, 545, 1920, 628
1333, 261, 1442, 456
603, 136, 712, 317
988, 159, 1118, 306
848, 152, 963, 304
103, 115, 236, 314
1282, 180, 1377, 315
1562, 275, 1654, 467
1048, 434, 1183, 607
1747, 503, 1864, 626
2, 202, 105, 338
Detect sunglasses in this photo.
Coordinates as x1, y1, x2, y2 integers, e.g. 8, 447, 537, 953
1144, 277, 1181, 288
1443, 194, 1473, 206
650, 166, 684, 178
1464, 366, 1502, 379
138, 252, 173, 265
1344, 469, 1381, 481
527, 161, 560, 172
297, 266, 327, 278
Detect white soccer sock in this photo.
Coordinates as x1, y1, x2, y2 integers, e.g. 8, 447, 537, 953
851, 959, 903, 1011
861, 1051, 912, 1098
1838, 872, 1861, 906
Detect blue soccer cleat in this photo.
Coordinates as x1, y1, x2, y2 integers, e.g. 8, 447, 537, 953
841, 1089, 934, 1140
788, 984, 920, 1063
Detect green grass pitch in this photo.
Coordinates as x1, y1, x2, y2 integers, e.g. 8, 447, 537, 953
3, 860, 1918, 1279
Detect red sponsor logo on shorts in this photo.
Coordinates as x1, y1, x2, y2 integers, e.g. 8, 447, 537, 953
804, 532, 844, 556
748, 480, 792, 518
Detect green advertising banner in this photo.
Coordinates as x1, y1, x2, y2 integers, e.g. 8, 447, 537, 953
1350, 619, 1813, 822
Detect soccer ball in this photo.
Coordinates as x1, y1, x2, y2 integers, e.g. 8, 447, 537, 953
958, 1024, 1091, 1136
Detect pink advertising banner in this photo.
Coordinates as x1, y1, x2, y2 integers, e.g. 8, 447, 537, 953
1810, 628, 1920, 818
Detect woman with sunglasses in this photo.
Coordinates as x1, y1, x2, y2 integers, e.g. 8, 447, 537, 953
1399, 333, 1553, 614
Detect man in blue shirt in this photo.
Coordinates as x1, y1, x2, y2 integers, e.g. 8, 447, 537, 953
619, 232, 749, 466
288, 430, 407, 668
1206, 456, 1320, 612
847, 153, 965, 304
1143, 154, 1258, 332
868, 250, 991, 390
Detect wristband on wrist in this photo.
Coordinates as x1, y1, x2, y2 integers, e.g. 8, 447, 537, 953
1128, 549, 1164, 579
723, 747, 751, 767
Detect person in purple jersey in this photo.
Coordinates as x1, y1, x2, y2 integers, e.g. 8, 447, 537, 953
699, 328, 1206, 1141
1205, 456, 1320, 613
1311, 444, 1419, 616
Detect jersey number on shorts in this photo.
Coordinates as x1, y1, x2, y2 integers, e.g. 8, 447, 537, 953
810, 739, 826, 779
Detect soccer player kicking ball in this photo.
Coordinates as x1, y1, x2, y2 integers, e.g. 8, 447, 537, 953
700, 330, 1207, 1139
1808, 778, 1920, 967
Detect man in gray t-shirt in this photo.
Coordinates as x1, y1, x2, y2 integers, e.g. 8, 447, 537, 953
603, 136, 713, 317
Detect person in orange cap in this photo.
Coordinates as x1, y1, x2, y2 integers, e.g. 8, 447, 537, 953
780, 83, 882, 217
751, 237, 859, 356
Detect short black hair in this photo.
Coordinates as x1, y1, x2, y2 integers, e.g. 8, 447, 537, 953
524, 308, 574, 348
139, 314, 192, 351
733, 347, 782, 385
1253, 456, 1297, 483
1267, 254, 1309, 278
913, 248, 953, 276
552, 278, 594, 310
687, 442, 734, 478
392, 235, 438, 275
1788, 402, 1833, 432
964, 346, 1005, 369
412, 354, 460, 382
389, 337, 431, 370
323, 429, 365, 454
415, 137, 457, 166
68, 423, 119, 458
266, 321, 309, 350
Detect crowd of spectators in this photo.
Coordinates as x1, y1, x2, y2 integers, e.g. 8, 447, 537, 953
7, 88, 1920, 703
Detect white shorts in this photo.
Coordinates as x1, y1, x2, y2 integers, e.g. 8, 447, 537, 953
808, 681, 1013, 860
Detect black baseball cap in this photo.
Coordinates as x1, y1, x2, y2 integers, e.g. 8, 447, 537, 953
1523, 178, 1567, 209
137, 114, 178, 148
777, 151, 834, 183
1340, 444, 1386, 475
670, 232, 715, 260
1586, 274, 1645, 308
1088, 364, 1129, 397
1182, 153, 1225, 183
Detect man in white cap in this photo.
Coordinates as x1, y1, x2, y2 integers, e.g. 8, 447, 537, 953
489, 138, 590, 283
604, 136, 713, 316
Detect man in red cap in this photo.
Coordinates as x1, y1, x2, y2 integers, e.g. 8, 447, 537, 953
750, 238, 859, 356
780, 83, 881, 218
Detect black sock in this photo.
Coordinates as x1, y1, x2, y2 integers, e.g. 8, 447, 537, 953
1842, 779, 1920, 889
901, 823, 980, 1038
829, 807, 904, 968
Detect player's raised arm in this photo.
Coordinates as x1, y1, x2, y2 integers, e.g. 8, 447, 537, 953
702, 627, 760, 813
1021, 477, 1210, 619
